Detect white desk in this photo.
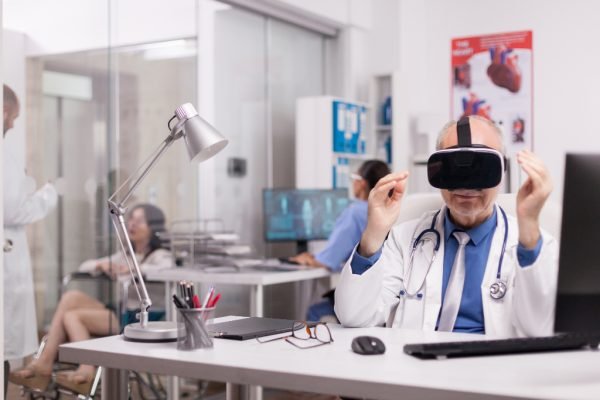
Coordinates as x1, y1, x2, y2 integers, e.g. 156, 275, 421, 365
146, 267, 330, 318
147, 267, 331, 400
59, 319, 600, 400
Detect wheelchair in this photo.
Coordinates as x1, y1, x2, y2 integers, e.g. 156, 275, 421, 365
11, 272, 168, 400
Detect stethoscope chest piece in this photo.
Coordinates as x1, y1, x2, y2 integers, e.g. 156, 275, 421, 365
490, 280, 507, 300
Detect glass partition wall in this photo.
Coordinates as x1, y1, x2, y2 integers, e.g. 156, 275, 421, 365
28, 40, 199, 322
23, 47, 114, 331
7, 0, 327, 332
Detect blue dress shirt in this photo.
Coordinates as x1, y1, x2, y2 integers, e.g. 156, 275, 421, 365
315, 200, 368, 272
350, 208, 543, 333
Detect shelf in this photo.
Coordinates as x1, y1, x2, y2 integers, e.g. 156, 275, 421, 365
376, 125, 392, 132
296, 96, 375, 189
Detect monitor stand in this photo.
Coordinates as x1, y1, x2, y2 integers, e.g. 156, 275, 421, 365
296, 240, 308, 254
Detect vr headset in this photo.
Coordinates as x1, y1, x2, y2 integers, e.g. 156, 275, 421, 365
427, 117, 506, 190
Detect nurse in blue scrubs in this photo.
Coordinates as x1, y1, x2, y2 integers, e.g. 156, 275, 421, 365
290, 159, 390, 321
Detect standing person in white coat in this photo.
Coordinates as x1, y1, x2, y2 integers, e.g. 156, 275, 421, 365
3, 84, 57, 394
335, 116, 557, 337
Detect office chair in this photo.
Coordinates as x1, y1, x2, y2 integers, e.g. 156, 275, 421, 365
14, 271, 169, 400
11, 272, 113, 400
61, 272, 169, 400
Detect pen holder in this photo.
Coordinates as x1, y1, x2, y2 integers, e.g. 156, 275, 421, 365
176, 307, 215, 350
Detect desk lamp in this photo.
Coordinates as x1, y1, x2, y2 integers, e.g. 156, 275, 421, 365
108, 103, 228, 341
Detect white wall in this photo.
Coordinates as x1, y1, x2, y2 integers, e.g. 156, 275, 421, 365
277, 0, 348, 25
275, 0, 376, 101
366, 0, 399, 76
394, 0, 600, 202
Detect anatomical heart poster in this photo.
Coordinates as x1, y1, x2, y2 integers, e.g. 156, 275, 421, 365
451, 31, 533, 155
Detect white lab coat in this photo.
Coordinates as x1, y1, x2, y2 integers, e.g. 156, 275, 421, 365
335, 204, 559, 338
3, 149, 57, 360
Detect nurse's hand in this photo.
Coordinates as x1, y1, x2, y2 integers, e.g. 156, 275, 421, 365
516, 150, 553, 249
290, 252, 315, 265
289, 252, 328, 269
359, 171, 409, 257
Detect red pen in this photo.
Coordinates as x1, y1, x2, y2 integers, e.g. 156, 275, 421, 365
208, 293, 221, 308
192, 294, 201, 308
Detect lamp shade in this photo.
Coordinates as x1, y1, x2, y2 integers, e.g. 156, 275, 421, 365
175, 103, 228, 163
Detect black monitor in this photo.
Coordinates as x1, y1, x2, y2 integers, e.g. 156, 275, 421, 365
263, 188, 350, 251
554, 153, 600, 333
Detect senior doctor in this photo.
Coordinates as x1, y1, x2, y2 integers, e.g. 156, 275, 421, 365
3, 84, 57, 385
335, 115, 557, 337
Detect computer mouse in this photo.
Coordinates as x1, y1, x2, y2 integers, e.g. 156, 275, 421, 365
351, 336, 386, 355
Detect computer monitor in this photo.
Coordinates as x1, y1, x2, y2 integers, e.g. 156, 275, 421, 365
554, 153, 600, 333
263, 188, 351, 250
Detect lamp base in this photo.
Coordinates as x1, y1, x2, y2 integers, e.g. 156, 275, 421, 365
123, 321, 178, 342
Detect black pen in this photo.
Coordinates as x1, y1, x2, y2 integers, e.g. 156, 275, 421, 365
186, 283, 194, 308
178, 281, 186, 298
173, 294, 189, 309
181, 284, 191, 306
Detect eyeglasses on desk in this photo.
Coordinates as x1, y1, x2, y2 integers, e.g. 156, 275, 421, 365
256, 321, 334, 349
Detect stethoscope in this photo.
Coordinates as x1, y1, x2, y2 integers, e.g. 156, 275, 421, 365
400, 206, 509, 300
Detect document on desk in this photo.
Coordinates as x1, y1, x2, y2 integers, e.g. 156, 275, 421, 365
207, 317, 302, 340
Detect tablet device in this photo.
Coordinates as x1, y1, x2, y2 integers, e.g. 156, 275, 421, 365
207, 317, 304, 340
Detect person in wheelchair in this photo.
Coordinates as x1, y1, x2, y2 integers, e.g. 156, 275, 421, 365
10, 203, 171, 393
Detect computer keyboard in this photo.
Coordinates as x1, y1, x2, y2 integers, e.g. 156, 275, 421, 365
404, 333, 600, 359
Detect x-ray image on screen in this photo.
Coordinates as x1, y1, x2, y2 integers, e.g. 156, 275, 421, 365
263, 189, 350, 242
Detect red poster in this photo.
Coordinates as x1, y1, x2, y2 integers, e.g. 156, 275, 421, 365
451, 31, 533, 155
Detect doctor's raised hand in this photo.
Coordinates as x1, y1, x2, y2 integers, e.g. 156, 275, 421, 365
516, 149, 553, 249
358, 171, 409, 257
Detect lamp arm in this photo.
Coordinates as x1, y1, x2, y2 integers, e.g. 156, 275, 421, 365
109, 136, 178, 210
109, 211, 152, 327
107, 121, 184, 328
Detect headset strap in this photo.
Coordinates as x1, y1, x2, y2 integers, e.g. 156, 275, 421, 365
457, 116, 472, 147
